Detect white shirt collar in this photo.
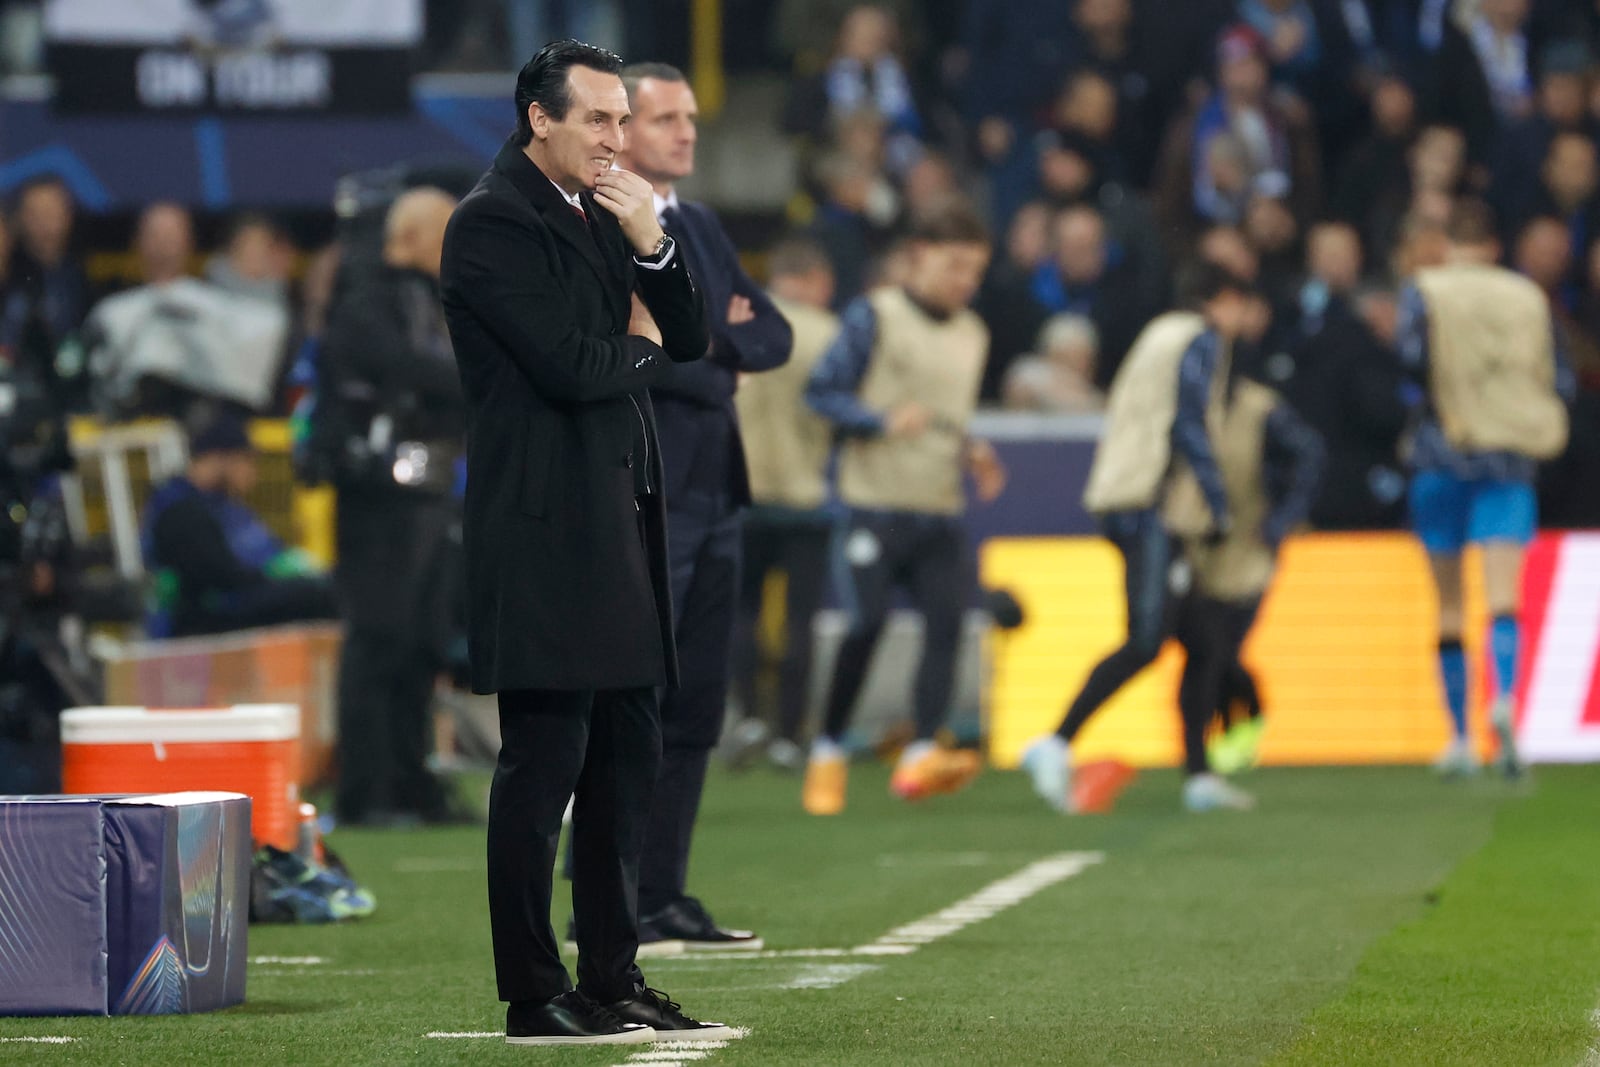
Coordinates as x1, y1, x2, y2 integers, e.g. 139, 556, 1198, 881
653, 189, 680, 222
549, 178, 584, 211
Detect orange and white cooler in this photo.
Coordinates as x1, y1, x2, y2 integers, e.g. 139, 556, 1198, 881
61, 704, 301, 849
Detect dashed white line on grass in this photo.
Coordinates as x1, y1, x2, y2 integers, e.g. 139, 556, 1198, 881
860, 851, 1102, 951
0, 1037, 75, 1044
780, 963, 881, 989
877, 851, 995, 868
638, 948, 850, 961
650, 850, 1104, 968
424, 1031, 503, 1039
424, 851, 1104, 1062
253, 968, 377, 977
610, 1032, 749, 1067
1578, 1003, 1600, 1067
250, 956, 326, 965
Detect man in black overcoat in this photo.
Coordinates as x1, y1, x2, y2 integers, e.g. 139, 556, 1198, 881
438, 39, 727, 1047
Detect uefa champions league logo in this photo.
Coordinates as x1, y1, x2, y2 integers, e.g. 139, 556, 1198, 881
189, 0, 279, 50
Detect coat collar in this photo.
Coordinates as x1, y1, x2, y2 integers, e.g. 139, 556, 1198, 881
493, 138, 626, 316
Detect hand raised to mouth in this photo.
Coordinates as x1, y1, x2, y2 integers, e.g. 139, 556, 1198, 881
594, 169, 667, 258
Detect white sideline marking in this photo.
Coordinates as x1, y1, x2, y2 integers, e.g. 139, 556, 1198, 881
649, 851, 1104, 968
0, 1037, 75, 1044
1578, 1004, 1600, 1067
861, 852, 1102, 951
781, 963, 880, 990
422, 1032, 751, 1045
426, 852, 1103, 1061
254, 968, 377, 977
250, 955, 325, 965
877, 851, 994, 868
393, 858, 484, 874
611, 1030, 749, 1067
643, 948, 853, 962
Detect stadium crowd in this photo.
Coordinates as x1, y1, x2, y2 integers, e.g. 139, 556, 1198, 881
6, 1, 1600, 529
4, 0, 1600, 801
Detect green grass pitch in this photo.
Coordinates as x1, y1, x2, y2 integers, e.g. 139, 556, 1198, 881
3, 763, 1598, 1065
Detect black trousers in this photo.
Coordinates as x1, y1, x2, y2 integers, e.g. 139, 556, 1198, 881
335, 628, 446, 821
333, 488, 460, 822
1175, 594, 1262, 775
821, 509, 969, 743
489, 686, 660, 1004
1057, 509, 1181, 741
732, 506, 833, 744
637, 493, 741, 917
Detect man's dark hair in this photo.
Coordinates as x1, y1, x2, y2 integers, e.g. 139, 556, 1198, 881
7, 174, 73, 216
1181, 258, 1253, 306
766, 235, 832, 280
1448, 198, 1499, 247
514, 39, 624, 146
620, 62, 686, 101
222, 210, 282, 247
907, 199, 991, 247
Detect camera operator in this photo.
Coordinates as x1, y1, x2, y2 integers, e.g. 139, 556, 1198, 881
0, 471, 76, 794
322, 187, 468, 828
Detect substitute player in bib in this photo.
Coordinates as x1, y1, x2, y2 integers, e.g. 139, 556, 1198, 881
1021, 263, 1249, 813
1167, 351, 1324, 800
801, 201, 1007, 816
1399, 200, 1575, 778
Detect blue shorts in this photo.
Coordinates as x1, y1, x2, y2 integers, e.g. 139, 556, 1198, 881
1409, 470, 1537, 555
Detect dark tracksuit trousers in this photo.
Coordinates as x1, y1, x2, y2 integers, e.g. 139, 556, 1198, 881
637, 482, 741, 919
334, 487, 458, 823
1175, 595, 1263, 775
732, 506, 834, 744
1056, 508, 1183, 744
821, 508, 970, 743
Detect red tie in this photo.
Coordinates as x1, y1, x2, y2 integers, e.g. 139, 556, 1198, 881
570, 202, 587, 223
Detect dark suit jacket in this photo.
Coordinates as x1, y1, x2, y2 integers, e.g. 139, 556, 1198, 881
440, 140, 710, 693
653, 200, 791, 508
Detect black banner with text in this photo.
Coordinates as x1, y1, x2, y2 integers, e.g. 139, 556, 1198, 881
44, 0, 421, 114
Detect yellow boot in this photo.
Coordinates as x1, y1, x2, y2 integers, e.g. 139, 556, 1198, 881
803, 751, 848, 815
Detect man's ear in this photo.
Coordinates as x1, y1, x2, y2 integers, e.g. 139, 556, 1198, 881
528, 102, 548, 141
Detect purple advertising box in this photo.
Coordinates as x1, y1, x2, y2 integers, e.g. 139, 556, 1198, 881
0, 792, 250, 1016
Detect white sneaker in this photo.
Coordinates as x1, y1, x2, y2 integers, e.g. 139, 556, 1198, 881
766, 737, 805, 774
1489, 696, 1524, 778
722, 718, 771, 771
1433, 738, 1479, 778
1182, 773, 1256, 813
1020, 735, 1073, 813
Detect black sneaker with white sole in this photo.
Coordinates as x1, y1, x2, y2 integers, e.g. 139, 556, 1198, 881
640, 896, 764, 953
605, 986, 737, 1042
505, 990, 656, 1046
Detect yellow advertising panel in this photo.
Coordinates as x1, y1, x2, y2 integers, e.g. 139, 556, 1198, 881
983, 534, 1494, 768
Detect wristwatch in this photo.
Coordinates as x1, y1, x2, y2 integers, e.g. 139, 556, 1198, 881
637, 234, 675, 264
